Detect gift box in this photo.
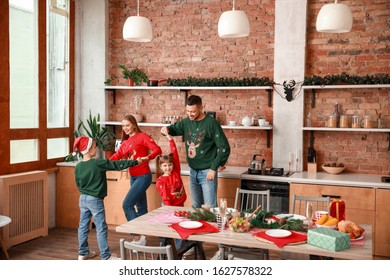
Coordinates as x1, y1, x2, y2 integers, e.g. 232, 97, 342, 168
330, 200, 345, 221
308, 227, 350, 251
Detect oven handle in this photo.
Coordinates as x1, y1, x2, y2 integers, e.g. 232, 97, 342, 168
322, 194, 341, 199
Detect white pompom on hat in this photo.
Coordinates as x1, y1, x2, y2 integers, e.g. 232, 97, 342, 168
74, 136, 93, 155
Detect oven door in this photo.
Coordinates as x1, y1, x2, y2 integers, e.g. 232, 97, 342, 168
240, 179, 290, 214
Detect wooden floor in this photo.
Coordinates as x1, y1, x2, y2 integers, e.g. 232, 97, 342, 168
0, 227, 222, 260
1, 227, 388, 260
1, 227, 283, 260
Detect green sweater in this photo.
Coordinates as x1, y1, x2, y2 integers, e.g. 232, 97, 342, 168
74, 159, 138, 199
168, 115, 230, 171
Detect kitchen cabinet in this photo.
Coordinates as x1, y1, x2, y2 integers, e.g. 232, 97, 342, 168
375, 188, 390, 257
290, 183, 375, 225
181, 175, 240, 208
289, 183, 390, 257
56, 167, 162, 230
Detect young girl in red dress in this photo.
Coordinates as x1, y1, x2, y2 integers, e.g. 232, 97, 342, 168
156, 134, 187, 206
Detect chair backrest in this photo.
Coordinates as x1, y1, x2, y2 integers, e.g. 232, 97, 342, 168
234, 188, 270, 212
290, 195, 330, 216
120, 238, 174, 260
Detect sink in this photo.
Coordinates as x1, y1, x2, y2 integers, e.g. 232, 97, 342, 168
381, 176, 390, 183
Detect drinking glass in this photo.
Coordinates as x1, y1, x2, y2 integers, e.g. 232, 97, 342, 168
306, 202, 313, 229
219, 198, 227, 232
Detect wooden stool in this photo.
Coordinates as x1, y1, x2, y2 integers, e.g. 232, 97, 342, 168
0, 215, 12, 259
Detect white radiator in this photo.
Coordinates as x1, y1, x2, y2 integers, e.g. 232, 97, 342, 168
0, 171, 48, 250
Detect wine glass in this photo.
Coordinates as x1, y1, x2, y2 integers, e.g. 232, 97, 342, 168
219, 198, 227, 232
306, 202, 313, 229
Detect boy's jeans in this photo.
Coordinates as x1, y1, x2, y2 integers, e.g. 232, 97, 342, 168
78, 194, 110, 260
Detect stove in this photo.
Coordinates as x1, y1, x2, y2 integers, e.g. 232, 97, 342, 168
244, 167, 293, 177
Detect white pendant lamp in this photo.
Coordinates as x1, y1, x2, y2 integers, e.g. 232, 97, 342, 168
316, 0, 353, 33
123, 0, 152, 42
218, 0, 250, 38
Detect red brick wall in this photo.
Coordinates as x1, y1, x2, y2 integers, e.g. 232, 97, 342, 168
108, 0, 390, 174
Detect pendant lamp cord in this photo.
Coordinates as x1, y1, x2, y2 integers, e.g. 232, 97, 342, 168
232, 0, 235, 11
137, 0, 140, 16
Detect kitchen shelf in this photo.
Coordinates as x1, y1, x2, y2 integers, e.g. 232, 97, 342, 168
303, 127, 390, 151
104, 85, 273, 107
302, 127, 390, 132
302, 84, 390, 108
100, 121, 273, 147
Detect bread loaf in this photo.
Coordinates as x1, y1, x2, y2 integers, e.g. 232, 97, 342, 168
337, 220, 365, 239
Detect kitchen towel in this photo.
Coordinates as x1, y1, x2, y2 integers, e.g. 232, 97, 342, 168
169, 220, 219, 239
254, 231, 307, 248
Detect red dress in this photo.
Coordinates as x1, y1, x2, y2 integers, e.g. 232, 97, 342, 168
156, 140, 187, 206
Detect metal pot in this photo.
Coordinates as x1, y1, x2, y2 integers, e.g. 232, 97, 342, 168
250, 154, 263, 170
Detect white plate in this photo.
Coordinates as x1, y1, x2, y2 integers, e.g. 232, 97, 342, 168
179, 221, 203, 229
351, 235, 364, 241
265, 229, 292, 238
275, 214, 306, 220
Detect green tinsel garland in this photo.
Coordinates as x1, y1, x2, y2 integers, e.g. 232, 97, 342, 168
165, 73, 389, 87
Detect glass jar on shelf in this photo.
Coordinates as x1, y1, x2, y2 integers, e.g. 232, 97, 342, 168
328, 114, 337, 128
363, 114, 372, 128
340, 115, 349, 128
352, 114, 360, 128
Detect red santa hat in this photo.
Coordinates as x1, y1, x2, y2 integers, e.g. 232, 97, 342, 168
73, 136, 93, 155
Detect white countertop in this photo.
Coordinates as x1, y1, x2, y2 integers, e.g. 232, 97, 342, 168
57, 162, 390, 189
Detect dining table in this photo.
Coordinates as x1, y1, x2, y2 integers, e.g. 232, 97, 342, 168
115, 206, 373, 260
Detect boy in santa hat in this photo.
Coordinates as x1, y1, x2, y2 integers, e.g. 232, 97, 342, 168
73, 136, 147, 260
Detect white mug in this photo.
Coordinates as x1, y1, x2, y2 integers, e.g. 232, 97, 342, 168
258, 119, 266, 126
228, 121, 236, 126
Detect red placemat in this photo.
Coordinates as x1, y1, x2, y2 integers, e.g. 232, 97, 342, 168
254, 231, 307, 248
169, 220, 219, 239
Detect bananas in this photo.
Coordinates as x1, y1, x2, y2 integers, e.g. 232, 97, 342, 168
316, 214, 329, 225
315, 214, 339, 226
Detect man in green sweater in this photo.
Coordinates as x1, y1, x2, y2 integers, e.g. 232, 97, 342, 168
74, 136, 146, 260
161, 95, 230, 208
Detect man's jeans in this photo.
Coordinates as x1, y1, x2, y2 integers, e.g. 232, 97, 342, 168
189, 168, 218, 208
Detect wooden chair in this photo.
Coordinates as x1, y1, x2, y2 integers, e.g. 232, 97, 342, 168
120, 238, 174, 260
291, 194, 330, 216
219, 188, 270, 260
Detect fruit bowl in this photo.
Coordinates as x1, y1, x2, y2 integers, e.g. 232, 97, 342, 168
228, 217, 251, 233
321, 164, 345, 174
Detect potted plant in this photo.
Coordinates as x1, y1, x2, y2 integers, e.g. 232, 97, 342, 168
119, 64, 149, 86
74, 110, 115, 153
101, 133, 116, 159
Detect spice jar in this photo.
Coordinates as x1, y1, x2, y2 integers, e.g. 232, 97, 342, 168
340, 115, 348, 128
328, 115, 337, 128
352, 114, 360, 128
363, 114, 372, 128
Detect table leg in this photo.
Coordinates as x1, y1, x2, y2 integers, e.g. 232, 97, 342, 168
0, 236, 10, 259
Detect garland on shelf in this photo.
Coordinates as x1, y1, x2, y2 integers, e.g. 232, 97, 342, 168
166, 77, 274, 87
303, 73, 390, 85
165, 73, 389, 88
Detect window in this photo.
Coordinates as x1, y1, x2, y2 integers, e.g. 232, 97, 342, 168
0, 0, 74, 175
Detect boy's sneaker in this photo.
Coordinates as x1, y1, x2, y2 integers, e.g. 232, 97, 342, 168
108, 254, 121, 260
78, 250, 96, 260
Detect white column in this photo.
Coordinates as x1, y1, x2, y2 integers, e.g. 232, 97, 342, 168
272, 0, 308, 172
74, 0, 109, 124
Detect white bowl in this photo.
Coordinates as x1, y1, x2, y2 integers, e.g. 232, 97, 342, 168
315, 223, 336, 229
322, 165, 345, 174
